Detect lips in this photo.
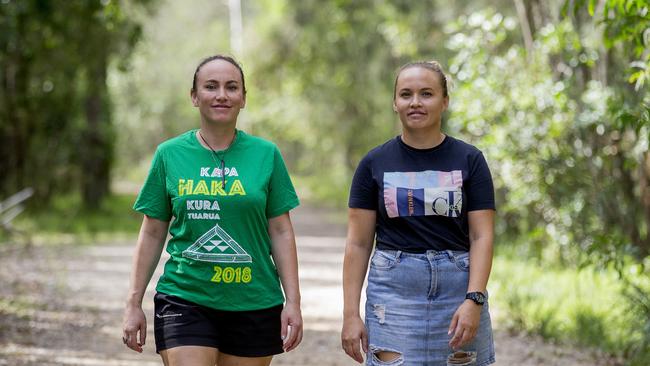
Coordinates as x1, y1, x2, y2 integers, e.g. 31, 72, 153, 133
407, 110, 426, 117
212, 105, 230, 109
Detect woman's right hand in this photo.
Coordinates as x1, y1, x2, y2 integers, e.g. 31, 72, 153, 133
341, 315, 368, 363
122, 305, 147, 353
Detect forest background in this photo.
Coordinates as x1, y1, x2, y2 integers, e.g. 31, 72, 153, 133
1, 0, 649, 364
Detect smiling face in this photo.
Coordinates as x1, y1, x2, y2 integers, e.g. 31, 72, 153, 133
191, 59, 246, 125
393, 66, 449, 133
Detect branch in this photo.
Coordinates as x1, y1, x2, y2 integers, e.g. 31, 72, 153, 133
514, 0, 535, 58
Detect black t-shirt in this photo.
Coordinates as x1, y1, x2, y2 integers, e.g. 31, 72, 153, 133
348, 135, 495, 252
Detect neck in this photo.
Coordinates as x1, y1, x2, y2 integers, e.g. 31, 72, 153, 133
401, 128, 445, 149
197, 124, 237, 151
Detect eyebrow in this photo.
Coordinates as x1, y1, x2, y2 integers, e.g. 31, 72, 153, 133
204, 79, 240, 84
399, 87, 434, 92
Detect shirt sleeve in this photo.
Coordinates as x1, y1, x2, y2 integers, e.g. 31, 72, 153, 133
465, 151, 496, 211
133, 147, 173, 221
266, 146, 300, 218
348, 154, 378, 210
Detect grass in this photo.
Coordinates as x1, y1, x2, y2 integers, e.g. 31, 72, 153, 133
490, 250, 650, 365
6, 193, 142, 245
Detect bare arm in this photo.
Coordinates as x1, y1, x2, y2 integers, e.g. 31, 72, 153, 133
341, 208, 376, 363
466, 209, 494, 293
449, 209, 494, 349
269, 212, 302, 352
122, 215, 169, 353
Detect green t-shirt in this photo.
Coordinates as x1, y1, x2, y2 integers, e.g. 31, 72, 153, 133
134, 129, 299, 311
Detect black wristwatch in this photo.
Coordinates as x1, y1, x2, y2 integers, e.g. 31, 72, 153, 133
465, 292, 486, 305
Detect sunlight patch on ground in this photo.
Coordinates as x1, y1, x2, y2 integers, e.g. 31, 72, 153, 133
0, 343, 159, 366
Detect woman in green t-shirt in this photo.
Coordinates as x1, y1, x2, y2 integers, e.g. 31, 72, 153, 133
122, 55, 302, 366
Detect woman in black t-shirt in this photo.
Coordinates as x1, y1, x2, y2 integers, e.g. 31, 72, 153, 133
341, 61, 496, 365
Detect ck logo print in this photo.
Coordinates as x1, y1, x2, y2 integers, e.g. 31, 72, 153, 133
383, 170, 463, 218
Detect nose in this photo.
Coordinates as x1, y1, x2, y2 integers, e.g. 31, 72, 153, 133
215, 87, 228, 101
410, 95, 422, 107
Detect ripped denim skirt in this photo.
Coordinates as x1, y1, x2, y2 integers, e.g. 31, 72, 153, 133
365, 249, 495, 366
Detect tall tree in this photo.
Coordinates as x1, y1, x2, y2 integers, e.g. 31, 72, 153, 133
0, 0, 154, 209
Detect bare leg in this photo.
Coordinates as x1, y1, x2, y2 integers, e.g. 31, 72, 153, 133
217, 352, 273, 366
374, 351, 401, 362
160, 345, 219, 366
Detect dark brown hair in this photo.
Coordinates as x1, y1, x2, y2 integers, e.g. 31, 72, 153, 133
393, 60, 449, 99
191, 54, 246, 95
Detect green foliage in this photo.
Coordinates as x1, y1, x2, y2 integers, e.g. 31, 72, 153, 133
491, 253, 650, 363
293, 173, 353, 208
444, 6, 650, 264
244, 0, 462, 203
600, 0, 650, 89
620, 261, 650, 364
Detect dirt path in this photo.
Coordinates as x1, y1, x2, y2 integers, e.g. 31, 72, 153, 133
0, 205, 615, 365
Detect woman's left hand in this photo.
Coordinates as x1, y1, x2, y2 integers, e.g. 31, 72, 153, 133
281, 302, 303, 352
448, 299, 482, 349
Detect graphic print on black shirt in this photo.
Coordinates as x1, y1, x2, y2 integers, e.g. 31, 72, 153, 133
383, 170, 463, 218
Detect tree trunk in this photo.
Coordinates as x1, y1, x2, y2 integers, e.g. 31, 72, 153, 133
640, 151, 650, 257
1, 12, 30, 198
514, 0, 534, 57
81, 54, 112, 210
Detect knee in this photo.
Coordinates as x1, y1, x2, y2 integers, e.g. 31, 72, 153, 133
369, 345, 403, 365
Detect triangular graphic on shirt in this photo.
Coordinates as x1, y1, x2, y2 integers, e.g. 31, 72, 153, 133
182, 224, 252, 263
204, 239, 223, 252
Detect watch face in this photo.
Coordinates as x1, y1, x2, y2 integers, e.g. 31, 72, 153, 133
476, 293, 486, 303
467, 292, 485, 305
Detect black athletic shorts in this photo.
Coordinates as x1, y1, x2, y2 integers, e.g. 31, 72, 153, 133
153, 292, 284, 357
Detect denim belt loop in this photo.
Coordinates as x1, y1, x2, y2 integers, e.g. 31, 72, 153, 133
395, 250, 402, 262
445, 249, 454, 260
426, 250, 435, 261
